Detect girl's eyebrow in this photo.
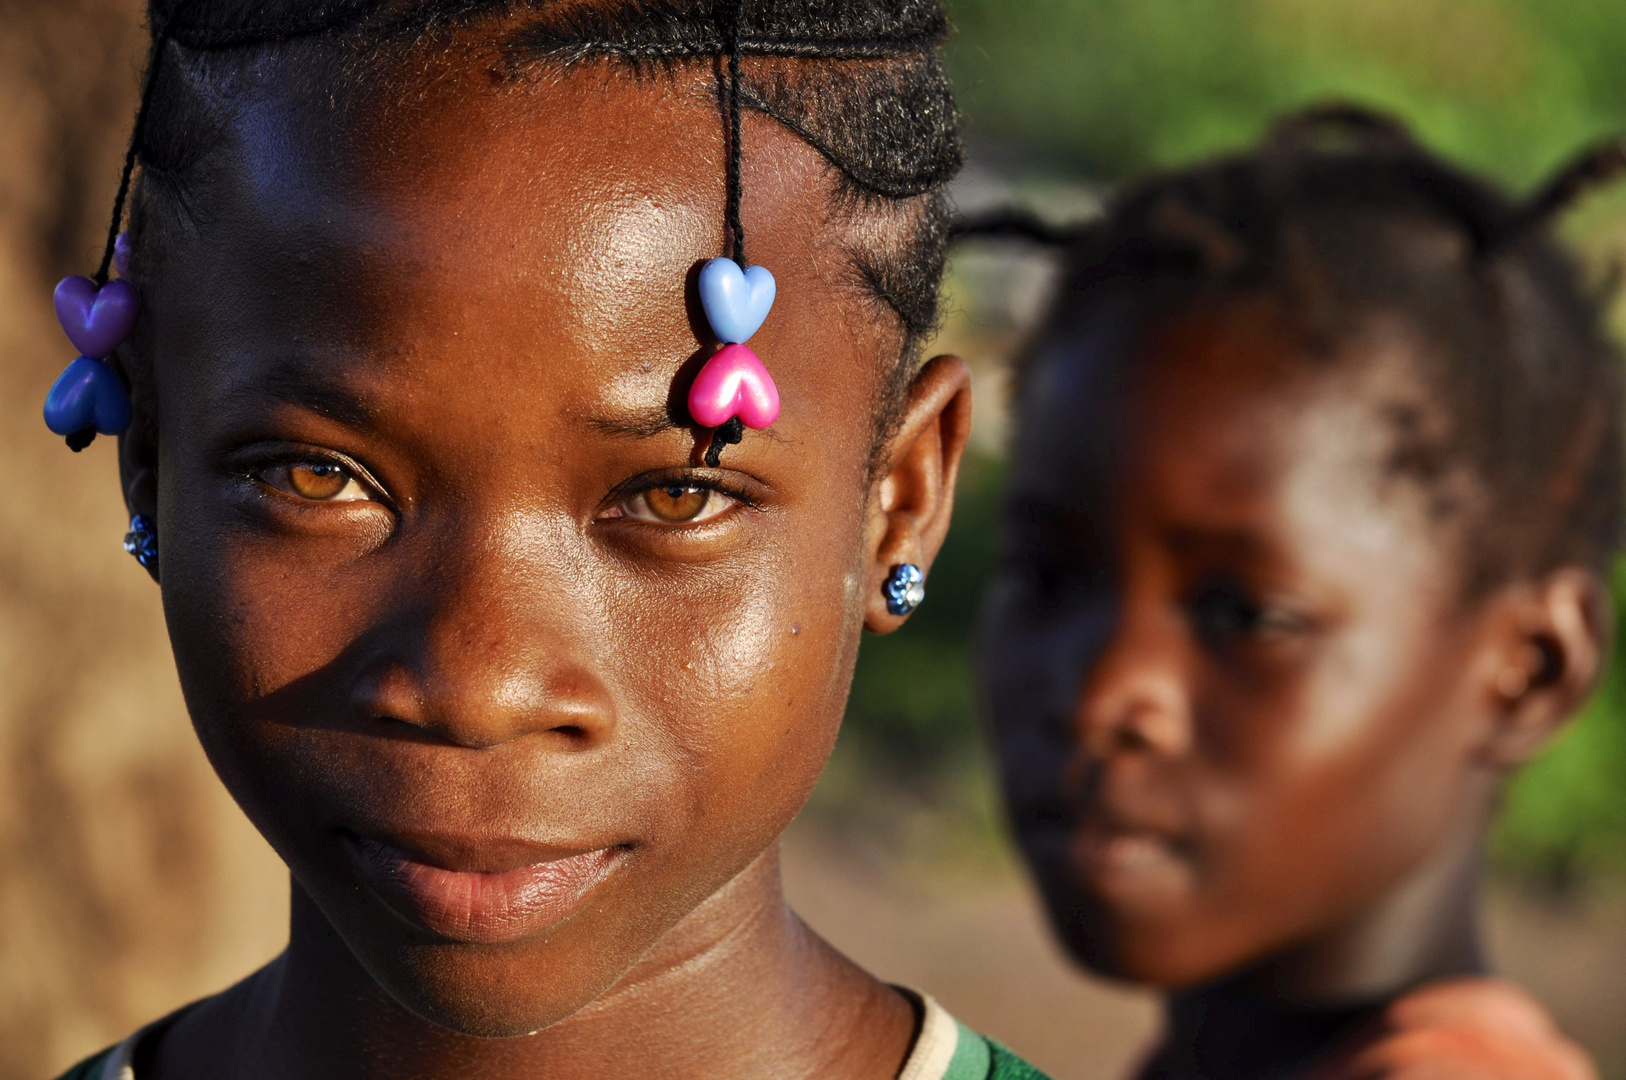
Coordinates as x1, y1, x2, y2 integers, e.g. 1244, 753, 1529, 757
583, 405, 683, 440
227, 363, 377, 427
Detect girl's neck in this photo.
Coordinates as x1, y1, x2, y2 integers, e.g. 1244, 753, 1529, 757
152, 844, 915, 1080
1150, 823, 1488, 1080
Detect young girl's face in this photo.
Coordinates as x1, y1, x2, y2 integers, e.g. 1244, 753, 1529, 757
982, 296, 1510, 988
125, 58, 955, 1033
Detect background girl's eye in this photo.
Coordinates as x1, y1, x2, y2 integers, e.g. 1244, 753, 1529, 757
260, 461, 373, 502
1187, 577, 1307, 648
612, 482, 736, 525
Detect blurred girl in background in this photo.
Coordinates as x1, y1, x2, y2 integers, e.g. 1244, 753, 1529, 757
975, 106, 1617, 1080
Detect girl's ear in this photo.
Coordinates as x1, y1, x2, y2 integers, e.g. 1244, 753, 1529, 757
863, 354, 973, 634
118, 404, 160, 584
1474, 568, 1611, 769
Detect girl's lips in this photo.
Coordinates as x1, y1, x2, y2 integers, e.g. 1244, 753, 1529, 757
343, 832, 623, 945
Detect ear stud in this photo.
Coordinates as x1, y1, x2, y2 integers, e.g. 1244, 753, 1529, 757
123, 513, 157, 569
885, 563, 926, 616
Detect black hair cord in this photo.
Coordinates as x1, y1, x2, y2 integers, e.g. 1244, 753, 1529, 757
704, 416, 745, 467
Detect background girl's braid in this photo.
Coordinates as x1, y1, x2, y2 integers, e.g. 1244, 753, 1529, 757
951, 209, 1094, 247
1511, 135, 1626, 242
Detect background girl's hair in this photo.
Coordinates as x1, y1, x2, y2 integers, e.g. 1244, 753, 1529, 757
952, 208, 1093, 248
977, 103, 1626, 589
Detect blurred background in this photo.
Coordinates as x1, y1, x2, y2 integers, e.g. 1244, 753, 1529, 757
3, 1, 1626, 1078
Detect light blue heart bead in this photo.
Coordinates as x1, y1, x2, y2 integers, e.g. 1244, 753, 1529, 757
698, 257, 775, 344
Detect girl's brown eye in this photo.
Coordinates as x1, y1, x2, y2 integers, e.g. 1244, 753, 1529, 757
608, 483, 736, 524
647, 484, 709, 521
260, 462, 373, 502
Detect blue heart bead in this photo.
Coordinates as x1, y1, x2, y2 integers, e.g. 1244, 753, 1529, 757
44, 356, 132, 437
698, 257, 776, 344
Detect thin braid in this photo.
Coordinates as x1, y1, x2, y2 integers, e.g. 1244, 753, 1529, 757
723, 0, 746, 266
96, 1, 197, 284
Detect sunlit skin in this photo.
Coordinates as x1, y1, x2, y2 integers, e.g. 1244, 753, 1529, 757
980, 296, 1605, 1077
115, 45, 971, 1080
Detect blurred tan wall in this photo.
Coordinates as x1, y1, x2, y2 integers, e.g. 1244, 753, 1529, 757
0, 5, 286, 1076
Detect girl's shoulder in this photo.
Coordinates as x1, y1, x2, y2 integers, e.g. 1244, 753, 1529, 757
904, 992, 1055, 1080
51, 1005, 182, 1080
986, 1040, 1055, 1080
51, 1046, 121, 1080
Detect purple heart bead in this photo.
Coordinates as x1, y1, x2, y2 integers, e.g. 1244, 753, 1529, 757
54, 275, 138, 359
43, 356, 132, 437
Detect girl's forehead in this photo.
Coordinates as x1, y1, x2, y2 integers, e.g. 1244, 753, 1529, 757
221, 68, 764, 250
181, 64, 831, 312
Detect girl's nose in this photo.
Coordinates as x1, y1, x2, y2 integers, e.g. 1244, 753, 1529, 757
348, 527, 618, 750
1071, 602, 1193, 760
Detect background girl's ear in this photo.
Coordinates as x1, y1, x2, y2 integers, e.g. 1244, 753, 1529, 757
862, 354, 973, 635
117, 406, 160, 584
1476, 568, 1611, 769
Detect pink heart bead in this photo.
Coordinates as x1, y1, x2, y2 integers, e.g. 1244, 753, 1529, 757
54, 275, 138, 359
687, 344, 781, 430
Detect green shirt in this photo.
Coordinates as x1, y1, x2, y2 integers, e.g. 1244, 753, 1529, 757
56, 992, 1053, 1080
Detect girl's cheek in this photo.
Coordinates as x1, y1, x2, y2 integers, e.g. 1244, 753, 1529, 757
170, 530, 389, 710
602, 534, 858, 770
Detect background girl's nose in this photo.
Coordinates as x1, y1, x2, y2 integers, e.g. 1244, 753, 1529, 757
1072, 611, 1193, 759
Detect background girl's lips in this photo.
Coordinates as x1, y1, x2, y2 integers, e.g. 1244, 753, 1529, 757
343, 833, 624, 945
1065, 817, 1195, 904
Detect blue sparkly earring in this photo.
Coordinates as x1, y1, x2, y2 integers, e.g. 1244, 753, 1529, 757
123, 513, 157, 569
884, 563, 925, 616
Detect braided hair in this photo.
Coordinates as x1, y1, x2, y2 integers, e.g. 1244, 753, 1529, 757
962, 105, 1626, 590
110, 0, 961, 438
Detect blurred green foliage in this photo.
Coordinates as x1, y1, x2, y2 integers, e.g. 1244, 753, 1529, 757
833, 0, 1626, 883
945, 0, 1626, 187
